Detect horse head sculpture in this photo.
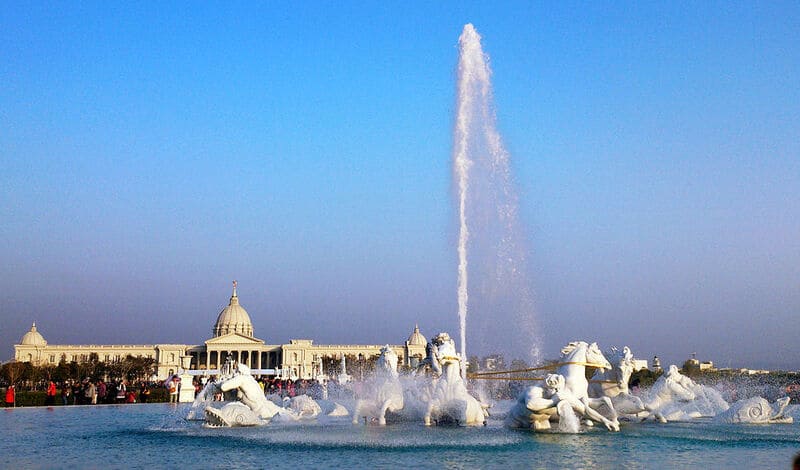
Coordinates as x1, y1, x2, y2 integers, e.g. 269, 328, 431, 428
376, 345, 399, 379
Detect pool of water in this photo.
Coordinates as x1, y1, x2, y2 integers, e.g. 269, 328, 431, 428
2, 402, 798, 469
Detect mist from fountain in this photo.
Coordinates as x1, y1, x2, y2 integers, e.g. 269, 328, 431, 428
453, 24, 541, 366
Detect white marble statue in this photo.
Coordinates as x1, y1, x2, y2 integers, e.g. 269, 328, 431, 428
506, 373, 620, 432
352, 345, 405, 425
642, 365, 728, 421
714, 396, 793, 424
589, 346, 666, 423
286, 394, 323, 418
203, 362, 290, 426
421, 332, 486, 426
554, 341, 620, 430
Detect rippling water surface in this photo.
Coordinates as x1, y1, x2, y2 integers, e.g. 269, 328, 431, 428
2, 402, 798, 469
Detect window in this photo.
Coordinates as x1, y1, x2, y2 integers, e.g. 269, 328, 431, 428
49, 355, 55, 363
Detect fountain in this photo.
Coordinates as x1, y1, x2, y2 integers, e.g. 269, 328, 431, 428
453, 23, 540, 369
352, 345, 405, 425
418, 332, 487, 426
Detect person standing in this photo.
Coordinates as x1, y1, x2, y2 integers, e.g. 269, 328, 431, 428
97, 381, 107, 403
169, 377, 179, 403
46, 381, 57, 406
4, 385, 14, 408
85, 381, 97, 405
61, 383, 70, 405
116, 380, 127, 403
140, 384, 151, 403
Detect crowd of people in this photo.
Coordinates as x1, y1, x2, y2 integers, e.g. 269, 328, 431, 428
48, 379, 156, 405
3, 375, 342, 407
191, 376, 328, 401
1, 379, 160, 407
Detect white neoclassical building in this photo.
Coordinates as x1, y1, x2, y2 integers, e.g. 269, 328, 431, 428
14, 282, 428, 380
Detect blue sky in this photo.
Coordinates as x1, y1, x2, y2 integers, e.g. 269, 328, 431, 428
2, 2, 798, 369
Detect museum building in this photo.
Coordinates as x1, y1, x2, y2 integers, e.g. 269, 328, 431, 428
14, 282, 428, 380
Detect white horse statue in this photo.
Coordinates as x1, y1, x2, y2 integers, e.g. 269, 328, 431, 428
589, 346, 666, 422
643, 365, 728, 421
352, 345, 405, 425
555, 341, 620, 430
506, 373, 620, 432
422, 332, 486, 426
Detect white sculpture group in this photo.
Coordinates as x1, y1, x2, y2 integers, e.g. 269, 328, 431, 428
202, 362, 301, 426
507, 341, 620, 431
192, 337, 793, 430
508, 342, 792, 432
353, 333, 487, 426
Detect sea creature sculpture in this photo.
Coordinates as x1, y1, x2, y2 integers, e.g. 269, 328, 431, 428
203, 362, 286, 426
204, 401, 261, 427
714, 397, 793, 424
643, 365, 728, 421
352, 345, 405, 425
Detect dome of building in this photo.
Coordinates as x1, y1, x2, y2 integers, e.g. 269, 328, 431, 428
213, 281, 254, 337
20, 322, 47, 346
407, 324, 427, 346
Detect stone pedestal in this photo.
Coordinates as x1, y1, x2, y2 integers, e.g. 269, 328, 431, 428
178, 355, 195, 403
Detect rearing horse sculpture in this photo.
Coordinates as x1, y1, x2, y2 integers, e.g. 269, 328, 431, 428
589, 346, 666, 422
555, 341, 619, 430
352, 345, 404, 425
422, 332, 486, 426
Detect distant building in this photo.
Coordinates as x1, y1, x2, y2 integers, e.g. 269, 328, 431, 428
14, 282, 427, 380
651, 355, 662, 373
684, 352, 716, 374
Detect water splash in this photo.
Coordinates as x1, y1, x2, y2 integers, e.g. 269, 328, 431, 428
453, 24, 540, 366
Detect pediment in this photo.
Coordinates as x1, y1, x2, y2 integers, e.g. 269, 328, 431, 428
205, 333, 265, 345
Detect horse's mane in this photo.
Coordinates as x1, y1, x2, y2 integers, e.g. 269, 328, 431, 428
561, 341, 586, 355
605, 347, 629, 363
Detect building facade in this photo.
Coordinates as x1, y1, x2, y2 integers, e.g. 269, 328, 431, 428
14, 282, 428, 380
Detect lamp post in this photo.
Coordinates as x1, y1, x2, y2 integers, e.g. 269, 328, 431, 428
358, 353, 364, 381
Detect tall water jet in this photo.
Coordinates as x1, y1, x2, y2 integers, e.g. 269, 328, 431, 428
452, 24, 540, 368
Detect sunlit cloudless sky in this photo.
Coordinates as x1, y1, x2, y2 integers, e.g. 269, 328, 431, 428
2, 2, 798, 369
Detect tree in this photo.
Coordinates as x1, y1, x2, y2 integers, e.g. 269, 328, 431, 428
509, 358, 529, 371
1, 362, 30, 388
466, 355, 480, 374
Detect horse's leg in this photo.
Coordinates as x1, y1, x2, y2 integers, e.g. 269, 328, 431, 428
378, 399, 390, 426
579, 397, 619, 431
596, 396, 619, 427
641, 398, 667, 423
352, 400, 362, 425
424, 400, 435, 426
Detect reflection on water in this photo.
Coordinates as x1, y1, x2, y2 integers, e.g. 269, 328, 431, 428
1, 403, 798, 469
